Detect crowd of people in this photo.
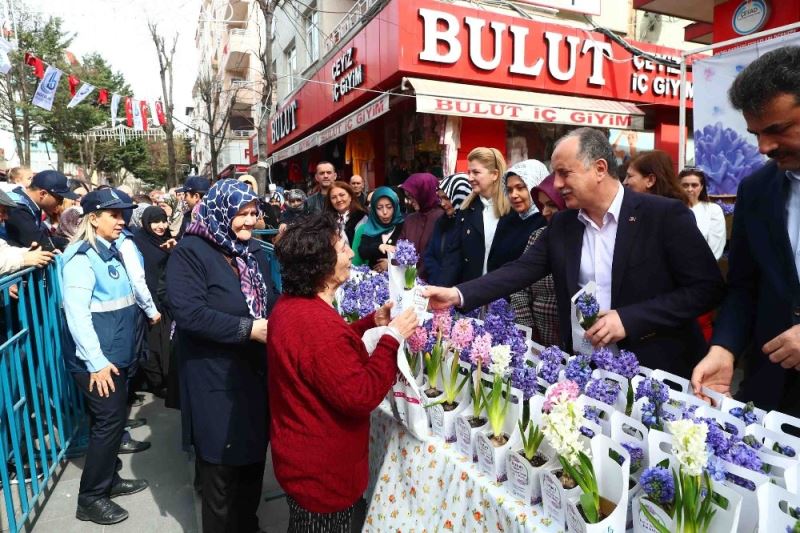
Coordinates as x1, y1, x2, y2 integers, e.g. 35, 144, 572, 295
2, 45, 800, 533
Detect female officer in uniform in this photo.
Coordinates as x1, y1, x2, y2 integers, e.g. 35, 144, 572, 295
61, 189, 149, 525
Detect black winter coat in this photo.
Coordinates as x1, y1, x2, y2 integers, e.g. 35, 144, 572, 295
166, 235, 275, 465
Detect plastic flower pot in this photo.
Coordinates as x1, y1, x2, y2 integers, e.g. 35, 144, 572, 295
455, 405, 488, 462
540, 467, 582, 530
506, 441, 556, 505
563, 433, 630, 533
631, 495, 674, 533
430, 385, 470, 443
475, 386, 524, 481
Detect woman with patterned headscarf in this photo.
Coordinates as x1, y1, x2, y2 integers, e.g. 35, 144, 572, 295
166, 179, 275, 532
424, 173, 471, 285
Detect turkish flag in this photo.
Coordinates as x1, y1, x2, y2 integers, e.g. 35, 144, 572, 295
139, 100, 149, 131
97, 89, 109, 105
155, 100, 167, 126
124, 97, 133, 127
68, 75, 79, 97
24, 53, 44, 79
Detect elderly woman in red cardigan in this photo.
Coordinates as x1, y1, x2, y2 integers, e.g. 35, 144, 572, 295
268, 213, 418, 532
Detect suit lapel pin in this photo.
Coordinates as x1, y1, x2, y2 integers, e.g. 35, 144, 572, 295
629, 216, 637, 223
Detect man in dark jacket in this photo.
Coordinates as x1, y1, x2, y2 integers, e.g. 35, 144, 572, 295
6, 170, 77, 251
305, 161, 336, 214
425, 127, 724, 377
692, 46, 800, 414
176, 176, 210, 237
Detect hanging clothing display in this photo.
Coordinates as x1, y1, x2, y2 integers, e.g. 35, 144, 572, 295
440, 116, 462, 176
345, 130, 375, 180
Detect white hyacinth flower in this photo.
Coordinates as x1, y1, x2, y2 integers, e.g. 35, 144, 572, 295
489, 345, 512, 377
668, 418, 709, 477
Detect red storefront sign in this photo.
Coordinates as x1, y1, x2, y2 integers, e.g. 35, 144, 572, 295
268, 0, 694, 154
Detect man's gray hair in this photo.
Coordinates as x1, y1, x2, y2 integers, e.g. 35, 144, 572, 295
554, 127, 618, 178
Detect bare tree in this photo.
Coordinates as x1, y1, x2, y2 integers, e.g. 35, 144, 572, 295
254, 0, 277, 166
148, 22, 179, 188
196, 74, 240, 178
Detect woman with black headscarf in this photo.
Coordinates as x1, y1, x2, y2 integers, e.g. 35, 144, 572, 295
132, 206, 176, 397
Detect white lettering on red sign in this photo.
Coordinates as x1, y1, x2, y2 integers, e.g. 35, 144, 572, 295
270, 100, 298, 144
421, 96, 641, 129
332, 47, 365, 102
319, 94, 390, 144
418, 7, 692, 99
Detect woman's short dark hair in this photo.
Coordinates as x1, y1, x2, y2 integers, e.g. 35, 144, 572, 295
678, 168, 710, 202
275, 213, 339, 297
629, 150, 689, 205
325, 180, 364, 214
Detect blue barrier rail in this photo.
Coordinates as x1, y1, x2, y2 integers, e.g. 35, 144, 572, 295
0, 263, 85, 532
253, 229, 282, 293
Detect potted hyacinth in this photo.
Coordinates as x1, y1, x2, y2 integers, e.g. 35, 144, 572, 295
393, 239, 418, 291
421, 309, 451, 399
593, 347, 640, 415
540, 380, 621, 528
475, 344, 522, 481
576, 292, 600, 330
405, 324, 428, 380
635, 419, 718, 533
455, 329, 491, 461
506, 376, 554, 504
428, 317, 474, 441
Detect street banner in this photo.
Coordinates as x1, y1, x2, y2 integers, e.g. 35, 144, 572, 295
111, 93, 121, 124
31, 65, 62, 111
155, 100, 166, 126
125, 97, 134, 127
132, 98, 144, 130
67, 82, 95, 108
693, 31, 800, 194
139, 100, 149, 131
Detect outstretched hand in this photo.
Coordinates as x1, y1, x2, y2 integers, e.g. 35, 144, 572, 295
420, 286, 460, 310
691, 346, 735, 403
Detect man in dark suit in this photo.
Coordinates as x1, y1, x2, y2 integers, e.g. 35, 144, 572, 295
425, 127, 724, 377
692, 46, 800, 414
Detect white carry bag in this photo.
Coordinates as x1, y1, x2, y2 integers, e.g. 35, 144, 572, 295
363, 326, 430, 440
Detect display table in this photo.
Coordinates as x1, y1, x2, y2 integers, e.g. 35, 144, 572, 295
364, 405, 563, 532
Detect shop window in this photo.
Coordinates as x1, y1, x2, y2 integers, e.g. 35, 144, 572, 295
286, 44, 297, 93
305, 6, 319, 65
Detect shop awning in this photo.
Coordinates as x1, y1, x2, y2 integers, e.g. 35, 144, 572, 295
403, 77, 646, 131
270, 94, 392, 163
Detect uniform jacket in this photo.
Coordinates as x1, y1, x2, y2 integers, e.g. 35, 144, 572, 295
166, 234, 275, 465
712, 162, 800, 413
61, 238, 138, 373
439, 201, 544, 286
458, 190, 725, 377
5, 188, 66, 251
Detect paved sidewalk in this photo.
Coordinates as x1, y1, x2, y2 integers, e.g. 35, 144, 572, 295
6, 393, 288, 533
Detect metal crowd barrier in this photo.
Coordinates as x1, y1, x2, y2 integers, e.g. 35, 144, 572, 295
253, 229, 282, 293
0, 263, 85, 532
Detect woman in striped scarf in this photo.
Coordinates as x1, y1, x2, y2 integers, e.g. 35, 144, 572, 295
422, 173, 471, 285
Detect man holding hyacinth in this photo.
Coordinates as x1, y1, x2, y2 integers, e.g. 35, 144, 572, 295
424, 127, 724, 377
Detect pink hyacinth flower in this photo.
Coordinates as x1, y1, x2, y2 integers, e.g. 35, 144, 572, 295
449, 319, 474, 351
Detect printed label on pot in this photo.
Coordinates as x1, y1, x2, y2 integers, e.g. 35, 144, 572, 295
476, 435, 495, 475
455, 417, 472, 457
565, 501, 587, 533
430, 405, 445, 437
507, 453, 530, 500
636, 498, 671, 533
542, 473, 562, 512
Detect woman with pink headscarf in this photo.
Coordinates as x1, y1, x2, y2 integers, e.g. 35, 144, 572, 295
398, 173, 443, 280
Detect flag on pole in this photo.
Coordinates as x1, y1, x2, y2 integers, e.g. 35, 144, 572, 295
67, 75, 79, 97
67, 82, 95, 108
155, 100, 167, 126
132, 98, 144, 130
24, 53, 44, 78
31, 65, 62, 111
125, 97, 133, 127
110, 93, 121, 125
139, 100, 149, 131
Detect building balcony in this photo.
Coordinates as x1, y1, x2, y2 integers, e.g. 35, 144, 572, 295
222, 28, 252, 71
632, 0, 717, 24
228, 0, 250, 27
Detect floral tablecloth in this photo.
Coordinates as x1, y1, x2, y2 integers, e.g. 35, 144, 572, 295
363, 405, 563, 533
